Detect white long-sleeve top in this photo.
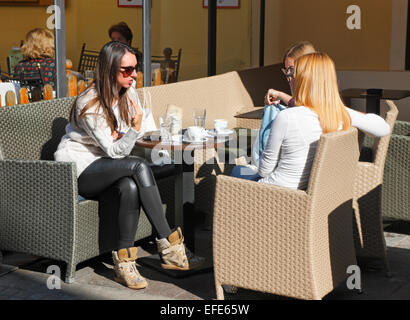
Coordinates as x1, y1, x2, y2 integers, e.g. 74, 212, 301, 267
54, 87, 157, 177
258, 106, 391, 190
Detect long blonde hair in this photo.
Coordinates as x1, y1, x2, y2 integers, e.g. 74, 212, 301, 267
283, 41, 316, 63
293, 52, 351, 133
21, 28, 55, 59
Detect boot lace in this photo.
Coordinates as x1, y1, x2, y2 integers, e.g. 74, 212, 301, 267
121, 261, 143, 281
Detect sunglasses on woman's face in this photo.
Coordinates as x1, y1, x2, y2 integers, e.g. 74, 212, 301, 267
119, 65, 138, 77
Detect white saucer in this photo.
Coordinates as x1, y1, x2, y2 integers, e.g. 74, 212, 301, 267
209, 129, 234, 136
183, 137, 207, 144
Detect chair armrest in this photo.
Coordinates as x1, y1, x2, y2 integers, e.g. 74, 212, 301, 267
0, 159, 80, 257
0, 159, 79, 220
213, 175, 312, 291
214, 174, 309, 217
213, 175, 309, 239
0, 159, 78, 201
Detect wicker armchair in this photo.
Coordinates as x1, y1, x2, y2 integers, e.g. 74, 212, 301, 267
0, 97, 175, 283
352, 100, 398, 276
193, 128, 257, 225
381, 120, 410, 222
213, 128, 360, 300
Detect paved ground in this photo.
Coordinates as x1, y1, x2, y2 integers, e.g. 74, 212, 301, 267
1, 220, 410, 300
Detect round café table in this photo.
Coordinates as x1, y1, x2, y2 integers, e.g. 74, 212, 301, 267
135, 136, 231, 231
135, 134, 234, 277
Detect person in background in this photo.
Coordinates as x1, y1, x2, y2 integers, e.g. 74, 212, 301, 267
265, 41, 316, 107
13, 28, 56, 89
232, 41, 316, 178
108, 21, 143, 71
54, 41, 203, 290
160, 47, 176, 83
232, 52, 390, 190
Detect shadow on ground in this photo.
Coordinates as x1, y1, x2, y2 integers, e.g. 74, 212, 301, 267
1, 220, 410, 300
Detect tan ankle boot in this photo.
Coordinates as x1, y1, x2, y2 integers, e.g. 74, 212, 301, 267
112, 247, 147, 289
156, 227, 205, 271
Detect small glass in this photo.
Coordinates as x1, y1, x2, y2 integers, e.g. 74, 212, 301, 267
160, 122, 172, 144
193, 108, 206, 128
170, 118, 182, 136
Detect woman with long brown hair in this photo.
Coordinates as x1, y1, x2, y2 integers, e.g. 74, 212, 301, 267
234, 52, 390, 189
54, 41, 203, 290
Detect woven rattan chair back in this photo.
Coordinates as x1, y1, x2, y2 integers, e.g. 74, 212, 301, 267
307, 128, 360, 206
352, 100, 398, 276
0, 97, 75, 161
381, 120, 410, 221
372, 101, 399, 171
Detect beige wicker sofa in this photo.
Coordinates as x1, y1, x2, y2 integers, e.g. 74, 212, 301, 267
136, 71, 255, 129
136, 63, 289, 129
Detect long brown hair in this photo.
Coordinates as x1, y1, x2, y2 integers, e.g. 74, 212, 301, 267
70, 41, 137, 132
293, 52, 351, 133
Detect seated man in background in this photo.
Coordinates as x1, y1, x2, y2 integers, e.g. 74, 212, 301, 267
160, 47, 176, 83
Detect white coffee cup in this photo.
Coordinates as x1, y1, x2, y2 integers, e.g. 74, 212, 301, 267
214, 119, 228, 133
186, 126, 204, 141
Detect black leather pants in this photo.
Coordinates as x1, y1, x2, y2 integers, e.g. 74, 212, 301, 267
78, 156, 172, 250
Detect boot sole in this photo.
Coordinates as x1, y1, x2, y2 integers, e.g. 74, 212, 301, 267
161, 263, 203, 271
114, 276, 148, 290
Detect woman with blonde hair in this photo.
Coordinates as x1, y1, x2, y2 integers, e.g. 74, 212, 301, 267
13, 28, 56, 88
265, 40, 316, 106
232, 41, 316, 176
234, 52, 390, 190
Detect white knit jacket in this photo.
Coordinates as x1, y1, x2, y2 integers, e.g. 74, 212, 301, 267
54, 87, 157, 177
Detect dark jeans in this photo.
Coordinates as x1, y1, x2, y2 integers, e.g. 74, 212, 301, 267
78, 156, 172, 250
231, 165, 260, 181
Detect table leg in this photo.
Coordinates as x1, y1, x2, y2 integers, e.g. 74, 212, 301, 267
366, 95, 381, 115
174, 160, 195, 252
138, 148, 212, 277
173, 162, 184, 230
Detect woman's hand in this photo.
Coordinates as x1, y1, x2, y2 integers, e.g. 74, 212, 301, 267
265, 89, 282, 105
111, 130, 124, 140
129, 99, 143, 131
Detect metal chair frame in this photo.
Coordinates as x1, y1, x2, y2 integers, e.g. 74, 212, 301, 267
77, 43, 99, 75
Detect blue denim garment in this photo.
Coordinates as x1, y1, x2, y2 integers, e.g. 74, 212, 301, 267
231, 165, 260, 181
253, 104, 286, 164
